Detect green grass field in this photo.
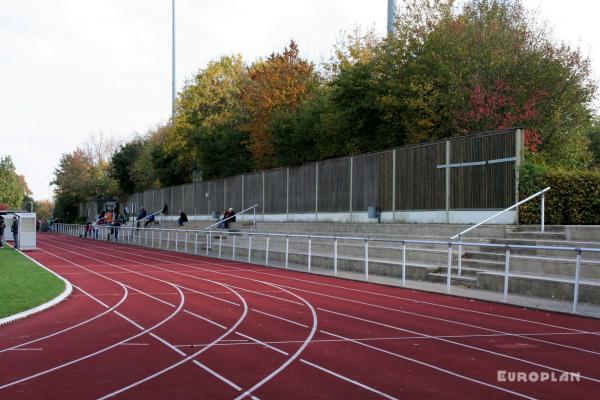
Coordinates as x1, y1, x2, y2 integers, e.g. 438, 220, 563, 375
0, 246, 65, 319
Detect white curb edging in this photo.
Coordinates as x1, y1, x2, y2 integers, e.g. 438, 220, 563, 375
0, 248, 73, 326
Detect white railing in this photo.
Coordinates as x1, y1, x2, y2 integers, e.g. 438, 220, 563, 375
451, 187, 550, 276
204, 203, 259, 231
52, 222, 600, 314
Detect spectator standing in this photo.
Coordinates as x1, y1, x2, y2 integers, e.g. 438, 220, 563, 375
84, 221, 92, 238
0, 216, 5, 248
11, 216, 19, 249
178, 210, 188, 227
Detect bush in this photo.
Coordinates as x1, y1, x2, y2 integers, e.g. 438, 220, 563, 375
519, 162, 600, 224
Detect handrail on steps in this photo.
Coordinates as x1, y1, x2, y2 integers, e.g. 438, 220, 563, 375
451, 187, 551, 240
450, 186, 550, 276
204, 204, 259, 231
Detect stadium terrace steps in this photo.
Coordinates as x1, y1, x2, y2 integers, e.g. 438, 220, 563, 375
129, 221, 600, 304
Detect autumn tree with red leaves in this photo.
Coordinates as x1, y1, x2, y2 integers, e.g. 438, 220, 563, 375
242, 41, 319, 169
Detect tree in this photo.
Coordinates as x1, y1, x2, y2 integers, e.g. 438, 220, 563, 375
0, 156, 27, 209
176, 55, 252, 179
35, 199, 54, 220
52, 147, 118, 220
242, 41, 319, 169
379, 0, 596, 166
587, 117, 600, 166
110, 136, 146, 194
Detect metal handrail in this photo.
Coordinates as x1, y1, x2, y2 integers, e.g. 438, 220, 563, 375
204, 204, 259, 230
133, 209, 164, 226
450, 187, 551, 240
53, 221, 600, 313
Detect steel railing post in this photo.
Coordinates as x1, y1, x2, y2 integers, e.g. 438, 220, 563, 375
402, 242, 406, 287
233, 234, 237, 260
159, 230, 162, 249
285, 236, 289, 269
265, 236, 270, 266
195, 233, 198, 255
308, 237, 312, 273
175, 232, 179, 252
503, 246, 511, 303
185, 232, 188, 253
458, 236, 463, 276
166, 231, 170, 250
218, 233, 222, 258
151, 230, 154, 248
206, 233, 209, 256
447, 243, 452, 293
364, 239, 369, 281
334, 238, 338, 276
573, 249, 582, 313
541, 193, 545, 233
248, 235, 252, 262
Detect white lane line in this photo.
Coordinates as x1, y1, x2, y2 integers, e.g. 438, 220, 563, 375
0, 285, 128, 354
233, 282, 318, 400
37, 239, 253, 400
65, 236, 600, 355
192, 360, 242, 391
317, 307, 600, 384
115, 243, 600, 337
164, 330, 600, 349
300, 359, 399, 400
252, 308, 309, 329
39, 237, 546, 399
96, 282, 249, 400
236, 331, 400, 399
43, 237, 303, 308
235, 332, 289, 356
319, 329, 537, 400
118, 343, 149, 346
7, 348, 43, 351
48, 236, 470, 400
277, 282, 600, 360
183, 309, 228, 330
37, 240, 253, 397
0, 259, 185, 391
42, 237, 307, 400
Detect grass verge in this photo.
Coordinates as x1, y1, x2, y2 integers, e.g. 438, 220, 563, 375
0, 246, 65, 319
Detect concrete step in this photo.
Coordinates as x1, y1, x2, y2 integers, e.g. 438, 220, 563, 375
505, 231, 566, 240
426, 272, 479, 287
477, 271, 600, 305
506, 225, 566, 233
253, 222, 508, 239
202, 243, 440, 280
459, 255, 600, 280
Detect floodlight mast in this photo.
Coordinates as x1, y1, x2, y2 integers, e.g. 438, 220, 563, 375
387, 0, 397, 36
171, 0, 176, 119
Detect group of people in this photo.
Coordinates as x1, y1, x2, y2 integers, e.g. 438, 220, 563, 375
83, 210, 126, 242
0, 215, 19, 249
73, 203, 236, 244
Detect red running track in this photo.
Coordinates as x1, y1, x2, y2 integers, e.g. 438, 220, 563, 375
1, 233, 600, 399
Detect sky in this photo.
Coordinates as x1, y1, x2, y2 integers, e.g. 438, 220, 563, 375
1, 0, 599, 201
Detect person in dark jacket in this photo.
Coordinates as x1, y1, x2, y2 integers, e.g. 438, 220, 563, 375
0, 216, 5, 248
137, 207, 147, 228
178, 210, 188, 227
11, 216, 19, 249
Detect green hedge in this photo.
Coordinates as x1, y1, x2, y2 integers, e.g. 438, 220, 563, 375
519, 163, 600, 225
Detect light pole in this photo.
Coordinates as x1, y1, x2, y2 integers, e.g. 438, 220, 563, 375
171, 0, 176, 120
387, 0, 397, 36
